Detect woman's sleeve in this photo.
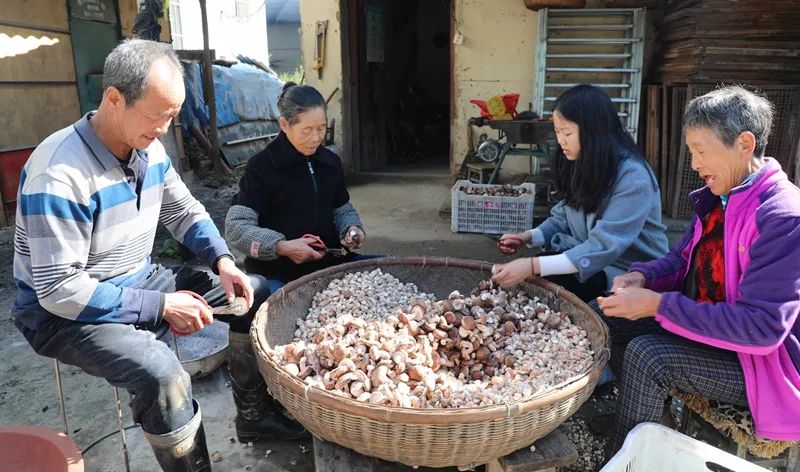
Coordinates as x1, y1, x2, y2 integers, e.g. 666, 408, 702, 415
561, 164, 655, 281
655, 214, 800, 354
224, 155, 286, 260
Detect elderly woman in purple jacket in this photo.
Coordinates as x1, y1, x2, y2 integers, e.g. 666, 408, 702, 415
597, 86, 800, 452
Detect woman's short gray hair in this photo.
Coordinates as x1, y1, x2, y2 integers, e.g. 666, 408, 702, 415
102, 39, 183, 106
683, 86, 774, 157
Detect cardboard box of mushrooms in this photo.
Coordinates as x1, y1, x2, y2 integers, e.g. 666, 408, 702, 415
268, 269, 594, 409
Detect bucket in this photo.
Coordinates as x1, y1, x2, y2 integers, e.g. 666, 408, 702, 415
0, 146, 34, 221
0, 425, 84, 472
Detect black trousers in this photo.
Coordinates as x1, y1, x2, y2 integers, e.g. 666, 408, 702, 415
542, 272, 608, 303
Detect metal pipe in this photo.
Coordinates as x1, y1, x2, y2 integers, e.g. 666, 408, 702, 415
546, 67, 638, 73
544, 96, 637, 103
549, 8, 643, 14
543, 110, 629, 117
325, 87, 340, 105
547, 38, 638, 44
113, 387, 131, 472
198, 0, 226, 174
172, 332, 181, 362
547, 24, 633, 30
53, 359, 68, 435
545, 83, 631, 88
224, 133, 279, 146
546, 53, 631, 59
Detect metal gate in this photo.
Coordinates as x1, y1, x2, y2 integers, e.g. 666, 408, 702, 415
533, 7, 645, 140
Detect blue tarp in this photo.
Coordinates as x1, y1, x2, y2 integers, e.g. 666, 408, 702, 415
180, 62, 283, 132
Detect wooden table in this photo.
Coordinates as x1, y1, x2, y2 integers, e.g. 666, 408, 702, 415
313, 426, 577, 472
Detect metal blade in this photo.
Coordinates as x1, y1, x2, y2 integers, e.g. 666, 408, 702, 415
211, 297, 249, 316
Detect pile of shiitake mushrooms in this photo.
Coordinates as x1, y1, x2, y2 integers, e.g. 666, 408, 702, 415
269, 269, 593, 408
458, 184, 530, 197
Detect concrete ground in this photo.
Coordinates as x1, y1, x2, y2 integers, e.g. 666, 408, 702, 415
4, 164, 742, 472
0, 166, 541, 472
5, 165, 791, 472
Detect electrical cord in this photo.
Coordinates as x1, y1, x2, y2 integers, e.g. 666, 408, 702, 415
81, 424, 141, 454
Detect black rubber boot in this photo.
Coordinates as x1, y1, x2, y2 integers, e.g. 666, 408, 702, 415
228, 331, 308, 442
144, 400, 212, 472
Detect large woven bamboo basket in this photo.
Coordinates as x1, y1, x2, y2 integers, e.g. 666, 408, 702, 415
252, 257, 609, 468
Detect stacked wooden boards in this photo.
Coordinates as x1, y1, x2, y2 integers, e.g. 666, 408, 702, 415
653, 0, 800, 85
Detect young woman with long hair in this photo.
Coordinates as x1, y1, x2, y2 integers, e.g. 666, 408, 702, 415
492, 84, 668, 301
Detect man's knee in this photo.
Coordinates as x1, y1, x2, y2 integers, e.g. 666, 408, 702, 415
139, 350, 191, 401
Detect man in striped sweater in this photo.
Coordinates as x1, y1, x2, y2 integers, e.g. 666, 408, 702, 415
10, 40, 300, 471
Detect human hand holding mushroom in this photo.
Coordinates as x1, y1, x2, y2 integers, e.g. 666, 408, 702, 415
596, 287, 661, 320
341, 225, 365, 250
609, 271, 646, 292
491, 257, 540, 288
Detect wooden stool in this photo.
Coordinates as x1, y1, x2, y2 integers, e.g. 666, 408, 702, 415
467, 162, 496, 184
313, 426, 577, 472
676, 393, 799, 471
485, 427, 577, 472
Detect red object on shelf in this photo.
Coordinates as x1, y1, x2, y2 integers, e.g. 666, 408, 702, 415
469, 93, 520, 120
0, 147, 34, 218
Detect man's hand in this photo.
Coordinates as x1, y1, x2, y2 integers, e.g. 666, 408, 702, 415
596, 287, 661, 320
491, 257, 539, 288
216, 257, 254, 311
341, 226, 365, 250
276, 237, 325, 264
163, 292, 213, 334
610, 271, 647, 292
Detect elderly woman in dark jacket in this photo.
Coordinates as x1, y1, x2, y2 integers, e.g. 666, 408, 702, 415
223, 82, 370, 443
597, 86, 800, 453
225, 82, 367, 285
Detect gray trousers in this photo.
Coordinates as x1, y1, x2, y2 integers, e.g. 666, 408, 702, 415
15, 264, 270, 435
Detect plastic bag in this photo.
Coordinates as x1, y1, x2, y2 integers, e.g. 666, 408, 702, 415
469, 93, 520, 120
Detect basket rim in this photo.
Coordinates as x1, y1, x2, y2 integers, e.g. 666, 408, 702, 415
252, 256, 610, 425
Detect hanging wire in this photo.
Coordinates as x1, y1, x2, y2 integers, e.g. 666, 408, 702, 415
132, 0, 164, 41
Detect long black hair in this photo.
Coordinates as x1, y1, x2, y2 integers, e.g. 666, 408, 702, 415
277, 81, 326, 125
551, 85, 643, 213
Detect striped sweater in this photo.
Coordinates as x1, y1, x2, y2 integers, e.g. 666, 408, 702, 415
11, 113, 231, 329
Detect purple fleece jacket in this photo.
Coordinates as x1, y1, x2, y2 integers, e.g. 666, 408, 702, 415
629, 158, 800, 440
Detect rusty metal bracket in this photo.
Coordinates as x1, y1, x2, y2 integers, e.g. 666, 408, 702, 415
312, 19, 329, 79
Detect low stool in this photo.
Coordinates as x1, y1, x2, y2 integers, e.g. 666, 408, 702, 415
675, 393, 799, 471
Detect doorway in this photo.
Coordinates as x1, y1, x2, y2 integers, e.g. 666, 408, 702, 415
67, 0, 121, 114
342, 0, 452, 172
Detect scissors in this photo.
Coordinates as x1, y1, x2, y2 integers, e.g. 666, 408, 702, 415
303, 233, 349, 257
494, 234, 526, 255
169, 290, 249, 336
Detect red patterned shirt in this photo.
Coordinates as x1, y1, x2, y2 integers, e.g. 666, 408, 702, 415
694, 201, 726, 303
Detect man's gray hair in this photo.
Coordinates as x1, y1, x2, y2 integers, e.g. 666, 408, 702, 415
102, 39, 183, 106
683, 85, 774, 157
